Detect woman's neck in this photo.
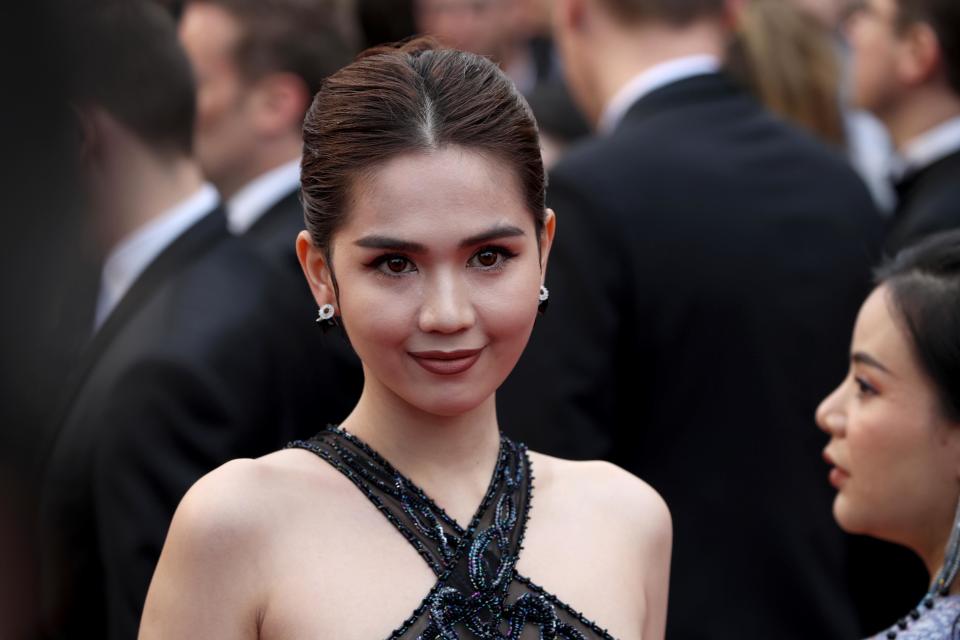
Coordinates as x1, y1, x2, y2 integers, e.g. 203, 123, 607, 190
339, 376, 502, 526
916, 500, 960, 597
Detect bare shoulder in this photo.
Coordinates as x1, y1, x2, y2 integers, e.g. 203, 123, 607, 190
527, 451, 672, 543
520, 452, 672, 639
171, 447, 347, 545
141, 449, 343, 638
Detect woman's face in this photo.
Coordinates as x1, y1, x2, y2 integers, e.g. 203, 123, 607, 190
300, 145, 554, 417
817, 285, 960, 551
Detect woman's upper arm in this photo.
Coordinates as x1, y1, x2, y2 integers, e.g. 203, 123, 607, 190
138, 460, 266, 640
639, 488, 672, 640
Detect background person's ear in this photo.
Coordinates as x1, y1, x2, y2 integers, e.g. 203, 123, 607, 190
899, 22, 942, 86
556, 0, 588, 34
723, 0, 749, 28
251, 72, 311, 137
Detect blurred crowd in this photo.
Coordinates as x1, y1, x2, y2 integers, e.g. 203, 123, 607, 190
1, 0, 959, 637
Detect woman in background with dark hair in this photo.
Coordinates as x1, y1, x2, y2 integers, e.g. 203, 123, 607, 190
139, 39, 671, 640
818, 229, 960, 639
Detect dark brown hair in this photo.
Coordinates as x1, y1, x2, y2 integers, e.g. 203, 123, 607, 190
72, 0, 196, 156
875, 230, 960, 422
301, 38, 546, 257
185, 0, 360, 99
895, 0, 960, 95
599, 0, 726, 25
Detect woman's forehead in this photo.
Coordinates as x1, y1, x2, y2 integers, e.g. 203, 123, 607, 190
339, 147, 532, 239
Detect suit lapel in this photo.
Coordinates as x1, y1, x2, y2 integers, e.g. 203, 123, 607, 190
893, 149, 960, 215
88, 206, 227, 359
48, 205, 229, 449
244, 188, 301, 240
617, 71, 741, 131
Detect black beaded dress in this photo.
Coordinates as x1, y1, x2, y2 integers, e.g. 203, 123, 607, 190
287, 426, 617, 640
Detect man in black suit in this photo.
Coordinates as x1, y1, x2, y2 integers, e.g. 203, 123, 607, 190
847, 0, 960, 252
178, 0, 358, 274
498, 0, 887, 636
39, 2, 360, 638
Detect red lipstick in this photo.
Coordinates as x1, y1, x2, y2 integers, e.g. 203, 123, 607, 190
408, 348, 484, 376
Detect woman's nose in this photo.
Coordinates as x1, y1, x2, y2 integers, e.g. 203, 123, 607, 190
418, 271, 476, 334
816, 382, 848, 436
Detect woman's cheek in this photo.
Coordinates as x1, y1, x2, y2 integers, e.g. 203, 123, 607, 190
341, 283, 417, 347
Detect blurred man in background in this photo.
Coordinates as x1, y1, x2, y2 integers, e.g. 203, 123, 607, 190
499, 0, 885, 636
39, 2, 361, 637
179, 0, 358, 272
847, 0, 960, 251
415, 0, 588, 167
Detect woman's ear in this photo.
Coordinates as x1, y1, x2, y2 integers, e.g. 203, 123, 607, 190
539, 208, 557, 276
296, 230, 336, 309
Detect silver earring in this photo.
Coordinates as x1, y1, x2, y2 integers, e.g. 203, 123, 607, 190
316, 304, 335, 322
316, 303, 338, 333
538, 285, 549, 315
934, 495, 960, 596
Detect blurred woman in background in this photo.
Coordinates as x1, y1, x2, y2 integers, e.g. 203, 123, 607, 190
727, 0, 847, 147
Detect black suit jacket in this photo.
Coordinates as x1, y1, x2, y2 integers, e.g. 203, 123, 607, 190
39, 201, 361, 639
498, 73, 904, 638
886, 149, 960, 254
240, 186, 364, 439
243, 187, 306, 273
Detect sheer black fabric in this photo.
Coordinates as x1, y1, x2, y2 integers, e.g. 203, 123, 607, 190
288, 426, 616, 640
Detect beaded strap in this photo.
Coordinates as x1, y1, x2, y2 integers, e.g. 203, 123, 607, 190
323, 426, 469, 533
289, 427, 618, 640
287, 426, 512, 578
288, 436, 450, 576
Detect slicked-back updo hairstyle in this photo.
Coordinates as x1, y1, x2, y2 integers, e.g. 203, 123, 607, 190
300, 38, 546, 264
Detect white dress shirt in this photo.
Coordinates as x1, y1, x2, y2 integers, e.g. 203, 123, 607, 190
226, 159, 301, 235
597, 55, 721, 135
893, 115, 960, 180
94, 183, 219, 331
847, 109, 897, 214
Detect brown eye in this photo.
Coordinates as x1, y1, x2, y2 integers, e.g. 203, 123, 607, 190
387, 257, 409, 273
476, 250, 498, 267
468, 247, 515, 270
375, 255, 415, 276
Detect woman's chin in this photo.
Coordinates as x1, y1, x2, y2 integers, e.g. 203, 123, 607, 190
832, 496, 857, 533
832, 496, 874, 538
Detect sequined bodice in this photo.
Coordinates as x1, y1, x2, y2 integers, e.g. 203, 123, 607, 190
287, 427, 616, 640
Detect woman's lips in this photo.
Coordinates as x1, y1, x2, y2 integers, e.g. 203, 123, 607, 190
408, 348, 484, 376
828, 467, 850, 489
823, 450, 849, 489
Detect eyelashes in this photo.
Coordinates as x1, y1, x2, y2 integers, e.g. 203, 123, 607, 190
468, 246, 518, 270
367, 245, 518, 278
371, 255, 417, 276
854, 376, 878, 397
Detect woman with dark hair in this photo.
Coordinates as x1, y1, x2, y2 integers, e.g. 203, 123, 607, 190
818, 229, 960, 639
139, 39, 671, 640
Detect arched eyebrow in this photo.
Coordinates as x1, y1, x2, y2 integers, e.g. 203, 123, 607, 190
354, 236, 426, 253
458, 224, 525, 248
354, 225, 526, 253
852, 351, 893, 375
